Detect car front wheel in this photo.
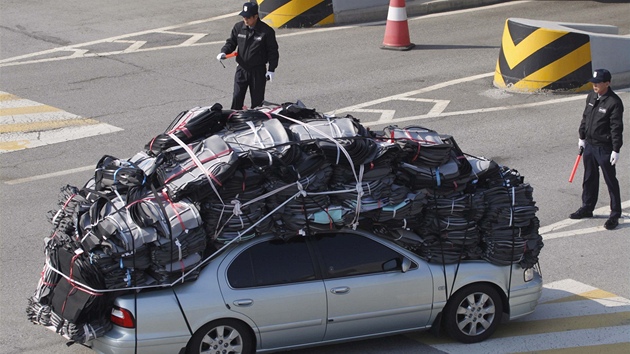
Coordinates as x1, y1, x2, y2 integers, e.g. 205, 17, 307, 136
443, 283, 503, 343
187, 319, 254, 354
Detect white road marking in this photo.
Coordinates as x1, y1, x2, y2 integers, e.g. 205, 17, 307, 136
528, 297, 630, 320
408, 1, 532, 22
0, 123, 123, 153
0, 1, 530, 68
4, 165, 94, 185
0, 110, 80, 125
326, 73, 595, 125
0, 91, 123, 154
1, 97, 49, 109
328, 72, 494, 116
540, 200, 630, 239
0, 12, 355, 68
541, 278, 599, 299
430, 327, 630, 354
541, 225, 615, 239
0, 13, 239, 67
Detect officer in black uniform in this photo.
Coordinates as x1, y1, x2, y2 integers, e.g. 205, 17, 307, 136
217, 2, 279, 110
570, 69, 625, 230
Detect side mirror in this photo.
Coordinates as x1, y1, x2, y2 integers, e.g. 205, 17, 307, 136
383, 257, 413, 272
401, 257, 411, 273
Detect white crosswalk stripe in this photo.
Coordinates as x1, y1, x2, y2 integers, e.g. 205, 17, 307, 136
0, 91, 123, 153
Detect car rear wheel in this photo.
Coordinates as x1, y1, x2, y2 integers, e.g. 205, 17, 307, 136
186, 319, 254, 354
443, 283, 503, 343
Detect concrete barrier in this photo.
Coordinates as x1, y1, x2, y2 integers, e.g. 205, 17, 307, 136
259, 0, 505, 28
494, 18, 630, 93
259, 0, 334, 28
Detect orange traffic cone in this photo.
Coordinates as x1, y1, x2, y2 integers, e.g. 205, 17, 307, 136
381, 0, 414, 50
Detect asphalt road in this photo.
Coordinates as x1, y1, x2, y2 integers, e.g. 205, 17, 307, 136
1, 1, 629, 353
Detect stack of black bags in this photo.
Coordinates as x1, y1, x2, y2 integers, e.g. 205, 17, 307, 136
27, 101, 543, 344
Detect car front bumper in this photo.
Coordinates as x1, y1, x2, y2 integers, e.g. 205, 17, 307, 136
507, 270, 543, 320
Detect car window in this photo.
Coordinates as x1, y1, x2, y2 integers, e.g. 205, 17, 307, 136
227, 237, 316, 288
315, 232, 412, 278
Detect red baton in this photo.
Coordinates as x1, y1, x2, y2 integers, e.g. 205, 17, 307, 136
568, 146, 584, 183
219, 52, 238, 68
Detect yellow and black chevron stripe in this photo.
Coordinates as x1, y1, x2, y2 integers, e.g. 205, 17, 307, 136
259, 0, 333, 28
494, 19, 593, 92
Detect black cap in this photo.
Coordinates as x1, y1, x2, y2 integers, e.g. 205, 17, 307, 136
588, 69, 612, 83
239, 2, 259, 17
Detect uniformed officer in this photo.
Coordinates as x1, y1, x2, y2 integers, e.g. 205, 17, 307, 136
570, 69, 624, 230
217, 2, 279, 110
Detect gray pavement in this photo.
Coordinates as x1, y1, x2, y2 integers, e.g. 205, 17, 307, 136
1, 1, 629, 354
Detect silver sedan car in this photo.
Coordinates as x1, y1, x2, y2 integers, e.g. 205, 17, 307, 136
91, 229, 542, 354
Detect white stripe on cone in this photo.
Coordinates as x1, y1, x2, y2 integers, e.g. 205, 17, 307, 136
387, 7, 408, 22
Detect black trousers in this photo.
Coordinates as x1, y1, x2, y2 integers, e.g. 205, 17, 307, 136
231, 65, 267, 110
581, 143, 622, 218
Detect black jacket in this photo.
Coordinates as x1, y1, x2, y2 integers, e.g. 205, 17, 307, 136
221, 19, 279, 72
579, 89, 624, 152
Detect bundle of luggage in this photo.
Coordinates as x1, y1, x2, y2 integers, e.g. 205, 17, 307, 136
27, 101, 543, 344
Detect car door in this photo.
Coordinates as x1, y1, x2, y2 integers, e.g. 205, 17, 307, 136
313, 232, 434, 341
218, 237, 327, 350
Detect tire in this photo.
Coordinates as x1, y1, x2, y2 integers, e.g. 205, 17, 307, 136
443, 284, 503, 343
186, 319, 254, 354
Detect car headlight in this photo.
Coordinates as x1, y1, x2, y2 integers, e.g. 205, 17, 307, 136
523, 268, 534, 282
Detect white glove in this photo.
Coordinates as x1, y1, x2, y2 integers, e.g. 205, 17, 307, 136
266, 71, 274, 82
578, 139, 586, 150
216, 53, 226, 61
610, 151, 619, 165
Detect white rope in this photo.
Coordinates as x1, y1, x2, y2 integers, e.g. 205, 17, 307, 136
169, 133, 225, 205
245, 120, 274, 166
175, 238, 182, 261
275, 112, 361, 184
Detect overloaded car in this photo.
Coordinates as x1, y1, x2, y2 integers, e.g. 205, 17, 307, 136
92, 230, 541, 354
27, 102, 544, 354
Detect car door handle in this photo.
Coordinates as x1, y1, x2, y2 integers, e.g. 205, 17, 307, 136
233, 299, 253, 306
330, 286, 350, 294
